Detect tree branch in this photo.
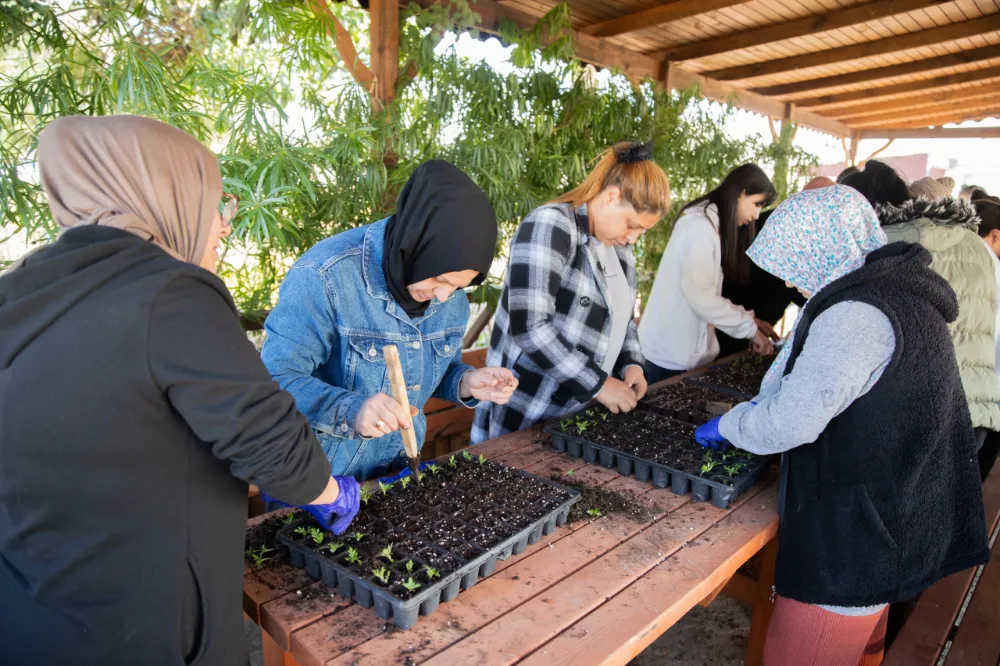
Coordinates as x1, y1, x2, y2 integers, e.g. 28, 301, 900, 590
307, 0, 377, 96
860, 139, 894, 166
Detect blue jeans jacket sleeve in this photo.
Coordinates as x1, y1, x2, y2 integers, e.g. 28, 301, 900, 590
261, 265, 367, 438
432, 358, 479, 407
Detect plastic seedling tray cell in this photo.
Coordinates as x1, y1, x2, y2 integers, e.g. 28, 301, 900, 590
640, 383, 742, 425
546, 407, 769, 509
277, 457, 579, 629
683, 354, 775, 399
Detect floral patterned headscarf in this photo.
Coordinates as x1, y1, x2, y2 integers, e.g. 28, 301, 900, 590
748, 185, 887, 392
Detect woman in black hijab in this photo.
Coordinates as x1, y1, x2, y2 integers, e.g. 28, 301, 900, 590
262, 160, 518, 479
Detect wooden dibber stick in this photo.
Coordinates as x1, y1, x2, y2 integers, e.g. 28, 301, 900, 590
383, 344, 422, 483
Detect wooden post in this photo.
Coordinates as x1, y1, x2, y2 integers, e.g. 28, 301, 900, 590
370, 0, 399, 112
745, 536, 779, 666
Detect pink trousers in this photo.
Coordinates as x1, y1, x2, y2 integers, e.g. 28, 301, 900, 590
763, 595, 889, 666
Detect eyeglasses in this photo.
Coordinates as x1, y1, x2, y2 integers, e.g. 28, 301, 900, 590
219, 194, 238, 227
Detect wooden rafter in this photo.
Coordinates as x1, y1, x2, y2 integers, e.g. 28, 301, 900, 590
653, 0, 951, 63
796, 65, 1000, 110
856, 103, 1000, 128
829, 84, 1000, 120
846, 97, 1000, 126
753, 44, 1000, 97
860, 127, 1000, 138
581, 0, 749, 39
708, 14, 1000, 82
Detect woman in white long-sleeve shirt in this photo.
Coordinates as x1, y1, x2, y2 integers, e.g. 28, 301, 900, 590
639, 164, 778, 382
973, 197, 1000, 479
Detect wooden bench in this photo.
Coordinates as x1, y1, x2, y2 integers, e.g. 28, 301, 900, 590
884, 464, 1000, 666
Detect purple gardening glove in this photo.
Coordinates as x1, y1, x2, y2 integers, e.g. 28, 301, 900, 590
694, 416, 730, 451
262, 475, 361, 535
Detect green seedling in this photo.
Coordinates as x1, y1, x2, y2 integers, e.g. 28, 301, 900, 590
424, 566, 440, 580
378, 480, 394, 496
405, 560, 415, 573
306, 527, 325, 545
321, 542, 343, 555
448, 455, 457, 468
400, 476, 411, 490
294, 526, 309, 537
565, 469, 574, 476
559, 419, 572, 433
585, 408, 595, 417
351, 531, 365, 543
283, 512, 296, 526
372, 566, 391, 585
345, 547, 362, 565
378, 544, 394, 563
575, 419, 590, 435
586, 508, 602, 518
359, 484, 373, 505
701, 452, 719, 475
724, 463, 744, 477
416, 471, 425, 484
401, 577, 421, 593
427, 463, 441, 476
478, 454, 487, 465
463, 450, 473, 461
246, 546, 275, 568
600, 412, 609, 422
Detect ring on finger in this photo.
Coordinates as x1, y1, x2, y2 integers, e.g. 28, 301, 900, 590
376, 419, 386, 429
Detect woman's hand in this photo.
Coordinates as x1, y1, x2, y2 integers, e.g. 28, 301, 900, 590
460, 367, 518, 404
750, 330, 774, 356
622, 365, 648, 400
356, 393, 418, 439
596, 377, 638, 414
755, 318, 780, 342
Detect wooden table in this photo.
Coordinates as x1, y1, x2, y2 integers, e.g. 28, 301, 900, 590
244, 426, 780, 666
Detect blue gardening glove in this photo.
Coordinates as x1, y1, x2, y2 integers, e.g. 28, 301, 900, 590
378, 461, 429, 485
262, 475, 361, 535
694, 417, 730, 451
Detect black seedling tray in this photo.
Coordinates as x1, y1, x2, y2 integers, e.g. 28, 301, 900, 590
545, 409, 769, 509
277, 459, 579, 630
682, 355, 774, 399
640, 383, 743, 425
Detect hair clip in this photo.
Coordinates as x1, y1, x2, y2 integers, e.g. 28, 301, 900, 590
616, 141, 654, 164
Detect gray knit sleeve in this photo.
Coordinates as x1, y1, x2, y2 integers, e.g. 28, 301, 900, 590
718, 301, 896, 455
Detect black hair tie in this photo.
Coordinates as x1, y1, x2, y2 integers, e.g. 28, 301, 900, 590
616, 141, 654, 164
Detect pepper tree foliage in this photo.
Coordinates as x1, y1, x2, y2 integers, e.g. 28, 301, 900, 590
0, 0, 816, 316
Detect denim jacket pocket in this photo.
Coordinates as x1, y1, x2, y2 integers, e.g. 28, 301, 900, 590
345, 336, 391, 395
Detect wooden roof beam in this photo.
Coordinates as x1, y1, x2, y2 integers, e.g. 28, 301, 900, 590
796, 65, 1000, 109
707, 13, 1000, 82
860, 127, 1000, 138
653, 0, 951, 63
581, 0, 750, 39
855, 103, 1000, 128
753, 43, 1000, 97
844, 96, 1000, 125
829, 84, 1000, 119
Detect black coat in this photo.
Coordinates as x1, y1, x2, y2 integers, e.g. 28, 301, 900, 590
0, 227, 331, 665
776, 242, 990, 606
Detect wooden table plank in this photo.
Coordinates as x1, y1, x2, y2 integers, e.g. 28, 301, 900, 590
516, 489, 779, 666
416, 478, 776, 666
260, 582, 353, 652
945, 539, 1000, 665
245, 565, 316, 624
317, 483, 694, 665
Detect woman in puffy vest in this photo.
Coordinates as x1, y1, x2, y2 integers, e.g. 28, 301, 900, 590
695, 186, 989, 665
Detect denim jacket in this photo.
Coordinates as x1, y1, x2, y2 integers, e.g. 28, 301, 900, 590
261, 218, 477, 480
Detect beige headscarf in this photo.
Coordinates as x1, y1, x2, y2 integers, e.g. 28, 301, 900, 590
909, 176, 952, 201
37, 115, 222, 265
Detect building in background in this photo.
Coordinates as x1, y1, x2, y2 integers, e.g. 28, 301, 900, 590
814, 154, 945, 183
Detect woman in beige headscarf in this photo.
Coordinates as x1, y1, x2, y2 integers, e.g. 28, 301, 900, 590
0, 116, 358, 666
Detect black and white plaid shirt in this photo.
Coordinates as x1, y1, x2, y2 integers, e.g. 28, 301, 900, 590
472, 203, 644, 441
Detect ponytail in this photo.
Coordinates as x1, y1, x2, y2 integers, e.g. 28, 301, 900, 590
551, 142, 670, 217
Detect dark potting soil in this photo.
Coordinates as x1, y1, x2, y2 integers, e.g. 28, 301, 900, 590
282, 455, 572, 602
245, 510, 299, 570
691, 354, 774, 397
552, 472, 663, 524
284, 584, 337, 609
641, 383, 740, 424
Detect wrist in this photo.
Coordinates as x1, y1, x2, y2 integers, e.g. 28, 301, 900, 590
459, 371, 473, 399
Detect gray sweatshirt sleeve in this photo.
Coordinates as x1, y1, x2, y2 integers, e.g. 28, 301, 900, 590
718, 301, 896, 455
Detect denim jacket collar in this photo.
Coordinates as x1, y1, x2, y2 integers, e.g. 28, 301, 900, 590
362, 217, 440, 324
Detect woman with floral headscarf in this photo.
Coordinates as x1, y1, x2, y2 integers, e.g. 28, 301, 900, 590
695, 186, 989, 665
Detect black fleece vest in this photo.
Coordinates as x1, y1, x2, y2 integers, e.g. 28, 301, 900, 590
775, 243, 990, 607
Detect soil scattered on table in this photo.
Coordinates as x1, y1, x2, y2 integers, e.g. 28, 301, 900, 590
245, 511, 297, 570
552, 472, 662, 524
284, 584, 334, 609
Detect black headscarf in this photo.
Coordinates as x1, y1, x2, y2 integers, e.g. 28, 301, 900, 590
382, 160, 497, 317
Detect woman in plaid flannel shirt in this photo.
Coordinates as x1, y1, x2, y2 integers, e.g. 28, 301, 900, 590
472, 142, 670, 442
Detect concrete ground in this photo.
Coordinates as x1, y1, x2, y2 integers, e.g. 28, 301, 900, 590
245, 594, 752, 665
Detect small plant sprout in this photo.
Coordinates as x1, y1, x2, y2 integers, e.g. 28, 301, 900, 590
306, 527, 325, 545
246, 546, 275, 568
724, 463, 744, 477
345, 547, 362, 565
586, 508, 602, 518
322, 542, 343, 555
378, 480, 394, 496
401, 577, 421, 593
351, 531, 365, 543
424, 566, 440, 580
559, 418, 572, 433
378, 544, 394, 563
585, 408, 595, 417
283, 512, 296, 526
294, 526, 309, 538
400, 476, 411, 490
700, 451, 718, 475
478, 454, 487, 465
372, 567, 391, 585
575, 420, 590, 435
566, 469, 574, 476
359, 484, 373, 505
462, 450, 473, 461
448, 455, 457, 468
600, 412, 609, 422
405, 560, 415, 573
427, 463, 441, 476
416, 471, 425, 484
